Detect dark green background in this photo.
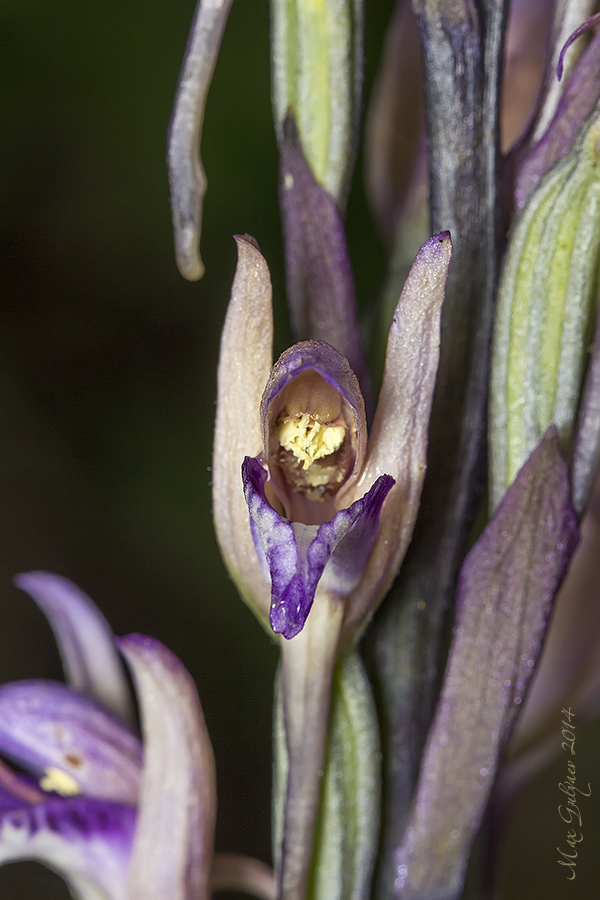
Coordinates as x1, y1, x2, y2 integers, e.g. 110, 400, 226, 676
0, 1, 599, 897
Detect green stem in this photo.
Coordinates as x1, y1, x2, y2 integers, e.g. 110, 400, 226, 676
278, 596, 343, 900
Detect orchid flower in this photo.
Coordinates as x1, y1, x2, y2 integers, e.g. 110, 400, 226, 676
213, 231, 452, 647
0, 572, 218, 900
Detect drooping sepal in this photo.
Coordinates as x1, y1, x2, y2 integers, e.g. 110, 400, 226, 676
243, 456, 393, 639
167, 0, 234, 279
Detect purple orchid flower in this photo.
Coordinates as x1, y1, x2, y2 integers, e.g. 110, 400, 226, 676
0, 572, 216, 900
213, 231, 452, 646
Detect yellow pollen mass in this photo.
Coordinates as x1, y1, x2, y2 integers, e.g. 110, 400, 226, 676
39, 766, 81, 797
278, 414, 345, 470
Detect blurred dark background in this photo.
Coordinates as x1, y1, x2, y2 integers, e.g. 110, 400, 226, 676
0, 1, 389, 895
0, 0, 599, 897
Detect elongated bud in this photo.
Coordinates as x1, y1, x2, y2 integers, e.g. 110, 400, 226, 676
490, 110, 600, 509
271, 0, 363, 207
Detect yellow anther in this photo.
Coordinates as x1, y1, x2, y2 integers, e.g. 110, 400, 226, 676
39, 767, 81, 797
278, 414, 345, 470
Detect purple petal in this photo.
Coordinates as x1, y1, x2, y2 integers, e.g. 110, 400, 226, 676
515, 28, 600, 209
342, 232, 451, 641
0, 681, 141, 805
260, 339, 367, 525
118, 634, 215, 900
14, 572, 133, 723
212, 235, 273, 628
395, 428, 578, 899
243, 456, 393, 639
279, 116, 372, 405
0, 797, 135, 900
167, 0, 234, 280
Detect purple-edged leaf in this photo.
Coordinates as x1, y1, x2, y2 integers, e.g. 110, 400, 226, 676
119, 634, 215, 900
14, 572, 133, 723
279, 115, 371, 405
243, 456, 393, 639
0, 797, 135, 900
342, 232, 451, 641
212, 235, 273, 628
0, 681, 141, 805
515, 28, 600, 209
167, 0, 234, 280
395, 428, 578, 900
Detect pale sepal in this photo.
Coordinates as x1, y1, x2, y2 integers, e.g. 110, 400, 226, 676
341, 231, 452, 642
119, 634, 216, 900
212, 235, 273, 628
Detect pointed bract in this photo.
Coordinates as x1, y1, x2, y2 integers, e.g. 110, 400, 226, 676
395, 429, 578, 900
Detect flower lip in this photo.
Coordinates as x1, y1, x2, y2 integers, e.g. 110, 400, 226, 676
261, 340, 367, 525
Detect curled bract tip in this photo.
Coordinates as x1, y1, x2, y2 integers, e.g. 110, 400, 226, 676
557, 12, 600, 81
168, 0, 234, 280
